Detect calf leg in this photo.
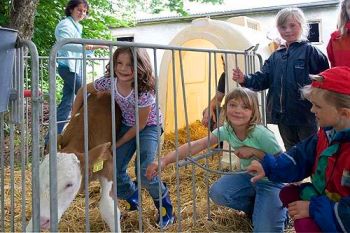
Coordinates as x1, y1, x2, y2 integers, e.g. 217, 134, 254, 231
99, 177, 121, 232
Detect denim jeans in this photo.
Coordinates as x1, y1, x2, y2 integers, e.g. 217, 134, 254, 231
209, 173, 287, 232
45, 66, 81, 144
278, 123, 318, 150
115, 123, 166, 200
56, 65, 82, 134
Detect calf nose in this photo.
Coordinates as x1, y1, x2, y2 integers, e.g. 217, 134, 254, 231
40, 217, 50, 229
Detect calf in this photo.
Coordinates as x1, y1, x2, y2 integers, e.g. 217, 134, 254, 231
26, 92, 122, 232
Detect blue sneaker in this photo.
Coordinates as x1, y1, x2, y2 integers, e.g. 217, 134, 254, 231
125, 189, 139, 211
153, 190, 175, 229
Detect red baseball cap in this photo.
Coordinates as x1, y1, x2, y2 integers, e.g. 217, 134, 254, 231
311, 66, 350, 95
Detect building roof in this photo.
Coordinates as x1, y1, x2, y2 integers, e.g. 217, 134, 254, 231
136, 0, 339, 24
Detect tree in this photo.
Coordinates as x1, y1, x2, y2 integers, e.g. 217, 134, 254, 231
0, 0, 130, 55
32, 0, 126, 55
144, 0, 224, 15
0, 0, 223, 55
0, 0, 39, 40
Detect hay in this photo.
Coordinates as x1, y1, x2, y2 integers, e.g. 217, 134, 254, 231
3, 121, 257, 232
163, 120, 210, 150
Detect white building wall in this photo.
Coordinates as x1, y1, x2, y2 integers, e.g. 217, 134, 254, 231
112, 5, 338, 55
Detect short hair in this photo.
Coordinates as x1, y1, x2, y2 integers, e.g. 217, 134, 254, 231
276, 7, 309, 40
64, 0, 89, 17
302, 75, 350, 109
222, 87, 261, 133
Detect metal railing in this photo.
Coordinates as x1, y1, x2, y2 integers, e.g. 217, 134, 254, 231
0, 38, 264, 232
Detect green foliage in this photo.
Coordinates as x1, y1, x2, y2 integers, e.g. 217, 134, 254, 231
135, 0, 223, 16
33, 0, 124, 56
0, 0, 11, 26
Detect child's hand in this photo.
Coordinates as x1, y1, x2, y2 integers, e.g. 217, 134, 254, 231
201, 107, 216, 127
146, 162, 158, 180
146, 159, 165, 180
235, 147, 265, 159
232, 68, 245, 84
288, 200, 310, 220
247, 160, 265, 183
235, 147, 256, 159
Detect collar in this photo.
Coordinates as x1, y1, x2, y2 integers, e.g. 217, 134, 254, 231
324, 127, 350, 143
277, 40, 306, 51
67, 16, 82, 34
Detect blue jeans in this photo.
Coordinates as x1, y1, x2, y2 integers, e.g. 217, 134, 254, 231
115, 123, 166, 200
56, 65, 82, 134
209, 173, 287, 232
45, 66, 81, 144
278, 123, 318, 150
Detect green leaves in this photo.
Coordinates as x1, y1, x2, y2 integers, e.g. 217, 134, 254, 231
33, 0, 120, 56
133, 0, 222, 16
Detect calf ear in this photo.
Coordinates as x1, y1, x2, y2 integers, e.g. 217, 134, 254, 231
88, 142, 113, 174
57, 134, 63, 150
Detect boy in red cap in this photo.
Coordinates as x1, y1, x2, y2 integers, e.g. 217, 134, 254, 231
236, 66, 350, 232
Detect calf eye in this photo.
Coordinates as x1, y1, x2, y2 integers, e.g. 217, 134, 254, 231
65, 183, 73, 189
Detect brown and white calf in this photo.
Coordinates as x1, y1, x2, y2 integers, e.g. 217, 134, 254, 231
26, 92, 122, 232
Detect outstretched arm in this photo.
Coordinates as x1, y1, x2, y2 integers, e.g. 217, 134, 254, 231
146, 133, 218, 180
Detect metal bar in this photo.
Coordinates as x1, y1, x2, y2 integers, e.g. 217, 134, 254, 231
171, 49, 182, 232
177, 50, 198, 222
81, 43, 90, 232
18, 46, 27, 231
48, 40, 59, 232
0, 113, 4, 232
52, 38, 248, 56
205, 53, 211, 220
132, 47, 143, 233
22, 40, 41, 232
153, 48, 164, 233
109, 45, 120, 233
9, 123, 15, 232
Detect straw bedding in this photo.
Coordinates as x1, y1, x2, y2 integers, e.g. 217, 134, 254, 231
3, 121, 256, 232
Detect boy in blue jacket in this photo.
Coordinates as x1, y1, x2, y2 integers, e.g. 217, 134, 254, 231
243, 66, 350, 232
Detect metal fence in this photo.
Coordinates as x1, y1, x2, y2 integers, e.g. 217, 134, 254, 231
0, 38, 264, 232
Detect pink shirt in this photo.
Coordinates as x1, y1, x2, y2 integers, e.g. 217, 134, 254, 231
93, 77, 163, 126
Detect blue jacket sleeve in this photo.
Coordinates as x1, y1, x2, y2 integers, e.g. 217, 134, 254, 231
335, 196, 350, 232
261, 134, 318, 183
55, 20, 84, 53
309, 195, 350, 232
243, 54, 274, 91
307, 45, 329, 74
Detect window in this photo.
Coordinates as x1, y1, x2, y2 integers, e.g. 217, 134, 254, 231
307, 21, 321, 43
116, 36, 134, 42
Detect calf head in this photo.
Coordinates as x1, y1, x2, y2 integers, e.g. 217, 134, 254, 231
26, 142, 113, 231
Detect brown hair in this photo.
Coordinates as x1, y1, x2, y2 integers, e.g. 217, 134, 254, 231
338, 0, 350, 36
222, 87, 261, 133
65, 0, 89, 17
302, 75, 350, 109
105, 47, 155, 94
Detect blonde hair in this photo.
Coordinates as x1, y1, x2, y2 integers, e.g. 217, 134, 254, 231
276, 7, 309, 40
302, 75, 350, 109
338, 0, 350, 36
222, 87, 261, 133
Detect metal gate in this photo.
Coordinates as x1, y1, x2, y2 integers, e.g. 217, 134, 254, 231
1, 37, 264, 232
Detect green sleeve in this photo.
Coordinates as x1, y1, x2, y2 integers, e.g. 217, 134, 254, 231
254, 126, 282, 155
211, 124, 229, 142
